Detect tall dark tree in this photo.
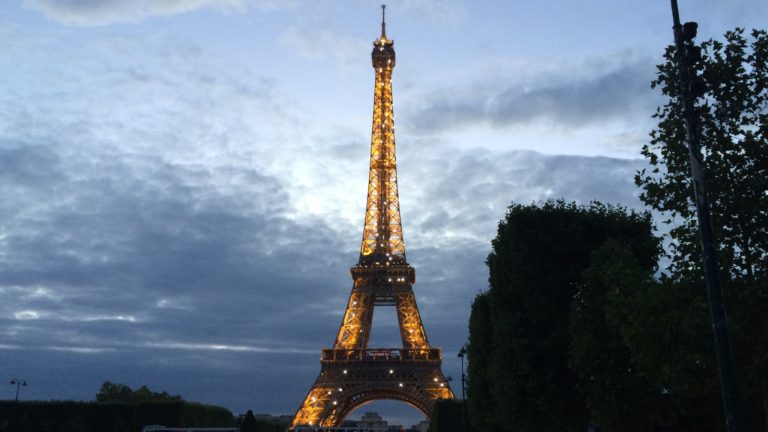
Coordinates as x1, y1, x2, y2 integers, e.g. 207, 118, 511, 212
636, 28, 768, 429
569, 241, 661, 432
467, 292, 494, 431
240, 410, 258, 432
613, 273, 725, 430
571, 240, 727, 431
429, 399, 464, 432
473, 200, 658, 432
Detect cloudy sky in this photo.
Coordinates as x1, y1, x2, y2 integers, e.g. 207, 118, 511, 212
1, 0, 765, 427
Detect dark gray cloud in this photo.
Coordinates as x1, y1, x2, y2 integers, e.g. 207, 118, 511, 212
403, 57, 663, 133
0, 30, 350, 413
0, 133, 351, 411
0, 131, 649, 418
399, 146, 647, 247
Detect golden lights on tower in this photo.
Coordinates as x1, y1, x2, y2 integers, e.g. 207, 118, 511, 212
288, 6, 454, 430
360, 3, 403, 262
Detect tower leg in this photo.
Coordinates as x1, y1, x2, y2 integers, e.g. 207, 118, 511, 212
333, 290, 375, 350
396, 291, 430, 349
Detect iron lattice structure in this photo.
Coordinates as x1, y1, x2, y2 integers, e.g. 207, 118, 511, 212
288, 7, 454, 430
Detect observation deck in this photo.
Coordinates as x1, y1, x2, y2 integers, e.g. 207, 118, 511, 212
321, 348, 441, 363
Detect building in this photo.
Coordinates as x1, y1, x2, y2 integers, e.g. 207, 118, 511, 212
407, 420, 429, 432
358, 412, 387, 429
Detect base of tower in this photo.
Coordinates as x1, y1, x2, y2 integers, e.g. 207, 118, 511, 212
288, 349, 454, 430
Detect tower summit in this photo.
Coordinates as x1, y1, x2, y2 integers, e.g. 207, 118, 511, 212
288, 7, 454, 430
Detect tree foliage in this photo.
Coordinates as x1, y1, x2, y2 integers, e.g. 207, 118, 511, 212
466, 292, 493, 431
235, 411, 289, 432
96, 382, 183, 403
568, 241, 661, 432
0, 400, 234, 432
636, 27, 768, 430
240, 410, 258, 432
469, 200, 658, 432
572, 241, 727, 431
429, 399, 465, 432
636, 28, 768, 280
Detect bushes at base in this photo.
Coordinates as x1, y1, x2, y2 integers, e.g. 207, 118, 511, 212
235, 411, 290, 432
0, 400, 234, 432
429, 399, 468, 432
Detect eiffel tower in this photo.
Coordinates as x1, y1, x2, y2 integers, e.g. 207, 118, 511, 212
288, 6, 454, 430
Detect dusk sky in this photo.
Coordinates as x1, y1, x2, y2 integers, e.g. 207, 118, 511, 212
1, 0, 766, 427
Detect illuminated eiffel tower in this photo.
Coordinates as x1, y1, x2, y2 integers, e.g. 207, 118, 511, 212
288, 6, 454, 430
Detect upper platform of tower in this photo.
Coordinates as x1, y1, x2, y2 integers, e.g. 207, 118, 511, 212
372, 5, 395, 69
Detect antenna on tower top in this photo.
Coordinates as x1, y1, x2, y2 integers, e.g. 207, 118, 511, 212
381, 4, 387, 38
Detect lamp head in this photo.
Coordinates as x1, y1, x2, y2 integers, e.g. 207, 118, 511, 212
681, 21, 698, 41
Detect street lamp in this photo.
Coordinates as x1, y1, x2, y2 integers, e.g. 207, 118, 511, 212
9, 378, 27, 402
457, 346, 467, 432
668, 2, 743, 431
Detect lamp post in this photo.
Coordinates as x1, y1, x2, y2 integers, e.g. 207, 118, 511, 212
668, 2, 743, 431
9, 378, 27, 402
457, 346, 467, 432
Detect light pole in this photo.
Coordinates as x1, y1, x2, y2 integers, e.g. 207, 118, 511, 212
668, 2, 743, 431
9, 378, 27, 402
457, 346, 467, 432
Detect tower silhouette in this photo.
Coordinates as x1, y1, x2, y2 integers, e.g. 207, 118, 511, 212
288, 6, 454, 430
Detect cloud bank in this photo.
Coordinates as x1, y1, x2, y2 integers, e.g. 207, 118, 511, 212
1, 21, 651, 418
403, 56, 662, 133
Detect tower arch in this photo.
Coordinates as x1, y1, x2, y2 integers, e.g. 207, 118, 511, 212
332, 389, 431, 425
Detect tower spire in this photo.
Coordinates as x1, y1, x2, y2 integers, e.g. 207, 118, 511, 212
381, 4, 387, 38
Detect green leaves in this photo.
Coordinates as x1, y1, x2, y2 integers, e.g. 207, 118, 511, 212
569, 241, 661, 432
467, 293, 494, 431
635, 26, 768, 430
471, 201, 658, 432
95, 381, 183, 403
635, 28, 768, 281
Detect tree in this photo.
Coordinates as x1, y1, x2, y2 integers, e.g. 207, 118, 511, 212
240, 410, 258, 432
95, 382, 134, 403
95, 381, 182, 403
636, 28, 768, 430
636, 28, 768, 281
571, 240, 727, 431
467, 292, 494, 431
429, 399, 464, 432
568, 241, 661, 432
613, 274, 725, 431
61, 414, 89, 432
132, 385, 182, 403
471, 200, 658, 432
